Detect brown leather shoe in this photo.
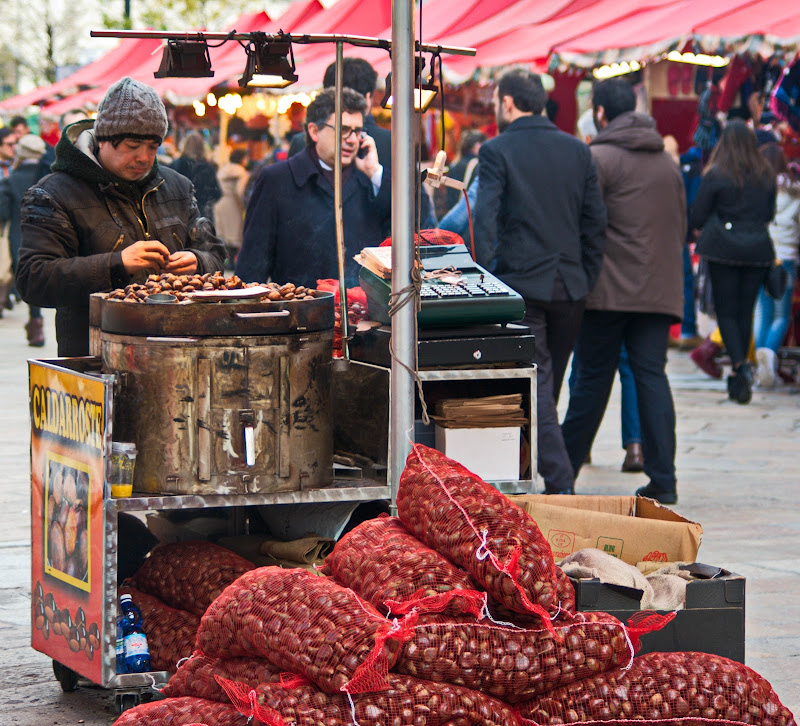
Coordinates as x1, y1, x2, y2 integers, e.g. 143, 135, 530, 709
621, 442, 644, 473
25, 317, 45, 347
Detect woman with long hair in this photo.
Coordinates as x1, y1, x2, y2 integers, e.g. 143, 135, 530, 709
690, 119, 776, 403
171, 131, 222, 222
753, 143, 800, 387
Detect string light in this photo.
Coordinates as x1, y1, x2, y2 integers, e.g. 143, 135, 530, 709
193, 100, 206, 116
593, 60, 641, 79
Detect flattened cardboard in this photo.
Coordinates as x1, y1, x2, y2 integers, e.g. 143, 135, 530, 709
511, 495, 703, 566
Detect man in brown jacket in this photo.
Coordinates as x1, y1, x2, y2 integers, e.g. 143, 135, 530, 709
561, 78, 685, 504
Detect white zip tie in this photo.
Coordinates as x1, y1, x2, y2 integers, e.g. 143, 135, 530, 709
475, 528, 490, 561
621, 625, 635, 670
175, 655, 192, 669
346, 690, 362, 726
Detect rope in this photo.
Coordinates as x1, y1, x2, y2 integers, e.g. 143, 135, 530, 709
387, 259, 431, 425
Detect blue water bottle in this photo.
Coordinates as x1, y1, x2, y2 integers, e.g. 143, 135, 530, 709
115, 617, 125, 673
119, 594, 151, 673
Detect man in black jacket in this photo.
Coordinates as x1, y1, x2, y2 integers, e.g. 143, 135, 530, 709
473, 69, 607, 494
16, 77, 226, 356
236, 87, 390, 289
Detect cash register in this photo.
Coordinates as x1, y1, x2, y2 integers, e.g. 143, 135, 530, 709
355, 244, 534, 368
358, 243, 525, 327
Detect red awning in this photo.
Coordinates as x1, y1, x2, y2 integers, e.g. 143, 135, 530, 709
0, 38, 163, 111
695, 0, 800, 40
442, 0, 682, 77
553, 0, 756, 65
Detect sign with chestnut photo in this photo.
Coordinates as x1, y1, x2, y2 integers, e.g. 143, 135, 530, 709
29, 360, 113, 684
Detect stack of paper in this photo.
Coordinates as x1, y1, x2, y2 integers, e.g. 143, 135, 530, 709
433, 394, 527, 428
355, 246, 393, 279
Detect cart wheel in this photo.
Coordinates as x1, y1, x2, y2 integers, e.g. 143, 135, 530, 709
115, 693, 141, 714
52, 660, 79, 692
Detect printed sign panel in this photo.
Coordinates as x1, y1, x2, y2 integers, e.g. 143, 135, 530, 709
30, 360, 111, 684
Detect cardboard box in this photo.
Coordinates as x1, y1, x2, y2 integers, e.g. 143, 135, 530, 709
511, 495, 703, 566
571, 563, 746, 662
435, 425, 520, 480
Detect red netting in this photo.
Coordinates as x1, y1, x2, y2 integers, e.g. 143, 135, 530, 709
118, 587, 200, 672
393, 611, 674, 704
315, 280, 369, 356
194, 566, 412, 694
218, 672, 521, 726
379, 229, 466, 247
162, 652, 280, 702
489, 568, 576, 627
111, 696, 249, 726
320, 514, 486, 618
396, 445, 561, 629
130, 540, 254, 618
516, 651, 797, 726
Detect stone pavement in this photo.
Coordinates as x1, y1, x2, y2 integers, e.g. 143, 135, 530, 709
0, 301, 798, 723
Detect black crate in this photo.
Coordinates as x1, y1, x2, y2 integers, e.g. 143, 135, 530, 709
571, 563, 745, 663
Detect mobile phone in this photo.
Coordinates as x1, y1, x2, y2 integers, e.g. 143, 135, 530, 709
357, 144, 369, 159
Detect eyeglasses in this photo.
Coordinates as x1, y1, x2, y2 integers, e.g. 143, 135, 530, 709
321, 123, 366, 141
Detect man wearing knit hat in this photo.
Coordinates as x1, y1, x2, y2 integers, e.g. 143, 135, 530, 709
15, 77, 226, 356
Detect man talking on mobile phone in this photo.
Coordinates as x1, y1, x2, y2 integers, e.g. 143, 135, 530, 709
236, 87, 390, 289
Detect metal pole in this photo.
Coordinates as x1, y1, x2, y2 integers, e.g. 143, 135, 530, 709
389, 0, 416, 504
333, 40, 350, 364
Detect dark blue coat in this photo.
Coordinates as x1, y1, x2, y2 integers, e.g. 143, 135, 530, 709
236, 148, 391, 289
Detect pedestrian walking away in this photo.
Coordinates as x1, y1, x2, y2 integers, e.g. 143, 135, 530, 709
689, 119, 776, 404
562, 77, 685, 505
472, 68, 607, 494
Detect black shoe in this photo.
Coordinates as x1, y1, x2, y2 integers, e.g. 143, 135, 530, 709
636, 483, 677, 505
728, 364, 752, 404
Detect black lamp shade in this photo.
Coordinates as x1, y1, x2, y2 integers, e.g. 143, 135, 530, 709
154, 40, 214, 79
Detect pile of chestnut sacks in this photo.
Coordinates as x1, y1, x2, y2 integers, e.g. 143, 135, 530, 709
115, 445, 796, 726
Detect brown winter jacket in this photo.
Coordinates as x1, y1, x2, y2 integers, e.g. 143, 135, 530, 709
16, 120, 226, 356
586, 112, 686, 321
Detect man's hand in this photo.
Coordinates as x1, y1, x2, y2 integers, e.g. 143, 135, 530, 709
165, 251, 198, 274
354, 134, 380, 178
121, 240, 171, 274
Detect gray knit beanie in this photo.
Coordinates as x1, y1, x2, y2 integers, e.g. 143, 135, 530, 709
94, 77, 168, 142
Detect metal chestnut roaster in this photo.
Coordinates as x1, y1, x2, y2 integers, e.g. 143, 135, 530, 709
90, 289, 335, 496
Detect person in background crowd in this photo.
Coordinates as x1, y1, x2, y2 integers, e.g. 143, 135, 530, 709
0, 134, 49, 345
171, 131, 222, 223
0, 128, 17, 313
571, 108, 645, 474
562, 78, 685, 505
689, 119, 776, 404
214, 148, 249, 266
442, 129, 486, 213
0, 127, 16, 178
15, 76, 226, 356
10, 114, 56, 173
473, 68, 607, 495
237, 87, 390, 290
754, 144, 800, 387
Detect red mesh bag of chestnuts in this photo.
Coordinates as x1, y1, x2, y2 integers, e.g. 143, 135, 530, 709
319, 514, 487, 619
194, 566, 414, 695
130, 540, 254, 618
396, 445, 570, 630
162, 652, 281, 702
516, 651, 797, 726
393, 610, 673, 705
217, 672, 521, 726
315, 280, 369, 357
118, 586, 200, 672
112, 696, 249, 726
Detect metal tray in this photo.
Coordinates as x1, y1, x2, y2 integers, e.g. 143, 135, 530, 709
93, 291, 335, 337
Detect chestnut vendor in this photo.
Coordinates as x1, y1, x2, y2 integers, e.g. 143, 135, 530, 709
15, 77, 227, 356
